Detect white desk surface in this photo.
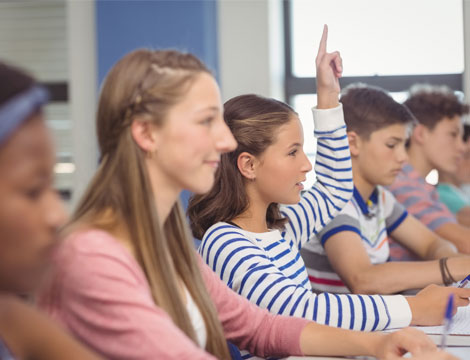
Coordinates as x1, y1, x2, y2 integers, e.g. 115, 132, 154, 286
286, 334, 470, 359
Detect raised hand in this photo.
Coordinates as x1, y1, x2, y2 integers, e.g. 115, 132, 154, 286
315, 24, 342, 109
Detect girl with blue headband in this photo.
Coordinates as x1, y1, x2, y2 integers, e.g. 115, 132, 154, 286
0, 62, 100, 359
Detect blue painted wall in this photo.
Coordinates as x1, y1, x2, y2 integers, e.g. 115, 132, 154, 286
96, 0, 218, 85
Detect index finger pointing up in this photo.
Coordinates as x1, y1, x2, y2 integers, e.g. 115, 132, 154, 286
317, 24, 328, 57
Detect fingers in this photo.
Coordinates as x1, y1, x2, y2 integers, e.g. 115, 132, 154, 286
413, 350, 460, 360
450, 287, 470, 307
331, 51, 343, 77
390, 350, 459, 360
455, 287, 470, 298
320, 51, 343, 78
317, 24, 328, 58
454, 295, 469, 308
396, 328, 436, 355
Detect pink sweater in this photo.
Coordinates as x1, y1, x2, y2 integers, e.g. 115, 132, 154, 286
38, 230, 309, 359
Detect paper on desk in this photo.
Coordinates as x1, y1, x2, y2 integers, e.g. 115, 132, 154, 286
415, 305, 470, 335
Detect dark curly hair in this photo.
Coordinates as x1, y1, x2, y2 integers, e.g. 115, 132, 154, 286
404, 84, 469, 130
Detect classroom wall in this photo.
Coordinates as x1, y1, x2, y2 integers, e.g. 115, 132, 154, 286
217, 0, 285, 102
96, 0, 219, 85
70, 0, 219, 207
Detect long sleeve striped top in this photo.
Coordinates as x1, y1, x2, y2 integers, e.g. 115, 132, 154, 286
199, 105, 412, 334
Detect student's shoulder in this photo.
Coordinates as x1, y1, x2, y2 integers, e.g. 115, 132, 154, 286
339, 197, 360, 218
202, 222, 248, 242
59, 229, 130, 260
315, 198, 359, 234
0, 295, 21, 323
378, 186, 398, 203
316, 199, 360, 238
55, 229, 144, 285
437, 183, 461, 200
0, 295, 35, 358
0, 295, 42, 336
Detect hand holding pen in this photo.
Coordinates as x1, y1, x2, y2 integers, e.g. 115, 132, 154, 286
457, 274, 470, 288
440, 294, 454, 350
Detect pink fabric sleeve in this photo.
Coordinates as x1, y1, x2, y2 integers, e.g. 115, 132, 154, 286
38, 230, 309, 359
199, 256, 309, 357
38, 230, 217, 360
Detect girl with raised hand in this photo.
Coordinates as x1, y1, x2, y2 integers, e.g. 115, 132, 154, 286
188, 25, 470, 342
0, 62, 101, 359
39, 34, 442, 359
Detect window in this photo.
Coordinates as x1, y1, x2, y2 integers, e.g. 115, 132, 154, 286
284, 0, 465, 187
0, 1, 72, 200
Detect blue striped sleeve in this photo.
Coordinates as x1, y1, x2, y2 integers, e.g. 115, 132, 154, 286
200, 223, 406, 331
280, 108, 354, 249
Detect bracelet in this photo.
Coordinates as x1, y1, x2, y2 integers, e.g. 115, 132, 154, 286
443, 257, 457, 284
439, 257, 456, 286
439, 257, 448, 285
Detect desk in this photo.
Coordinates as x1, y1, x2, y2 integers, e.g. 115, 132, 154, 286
286, 334, 470, 359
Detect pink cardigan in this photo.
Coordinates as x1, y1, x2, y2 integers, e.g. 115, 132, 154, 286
38, 230, 309, 359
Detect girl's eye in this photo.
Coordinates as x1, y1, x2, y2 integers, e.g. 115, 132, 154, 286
23, 178, 53, 201
288, 149, 298, 156
200, 117, 214, 126
25, 187, 43, 200
386, 144, 396, 149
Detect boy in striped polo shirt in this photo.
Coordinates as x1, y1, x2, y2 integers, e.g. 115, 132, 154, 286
389, 85, 470, 258
301, 84, 470, 295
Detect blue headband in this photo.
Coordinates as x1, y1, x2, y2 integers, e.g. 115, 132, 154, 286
0, 85, 49, 146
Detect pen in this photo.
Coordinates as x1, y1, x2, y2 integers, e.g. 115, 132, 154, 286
441, 293, 454, 350
458, 274, 470, 288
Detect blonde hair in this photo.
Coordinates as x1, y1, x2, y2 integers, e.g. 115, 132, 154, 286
71, 49, 230, 358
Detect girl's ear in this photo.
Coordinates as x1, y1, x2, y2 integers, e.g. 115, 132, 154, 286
237, 152, 258, 180
347, 131, 361, 157
130, 117, 159, 152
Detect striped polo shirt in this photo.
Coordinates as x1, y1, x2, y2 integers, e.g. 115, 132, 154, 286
199, 106, 412, 360
301, 186, 408, 294
388, 163, 456, 261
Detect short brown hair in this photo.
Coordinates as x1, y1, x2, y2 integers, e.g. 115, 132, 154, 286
404, 84, 469, 130
340, 84, 415, 139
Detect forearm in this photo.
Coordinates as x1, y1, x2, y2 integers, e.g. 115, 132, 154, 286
299, 322, 381, 357
6, 297, 102, 360
348, 262, 444, 294
435, 223, 470, 254
317, 92, 339, 109
425, 237, 458, 260
446, 256, 470, 280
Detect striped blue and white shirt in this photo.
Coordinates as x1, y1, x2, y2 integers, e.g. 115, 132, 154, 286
199, 105, 411, 339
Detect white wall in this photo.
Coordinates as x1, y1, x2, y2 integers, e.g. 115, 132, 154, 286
67, 0, 98, 209
463, 0, 470, 101
217, 0, 285, 102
